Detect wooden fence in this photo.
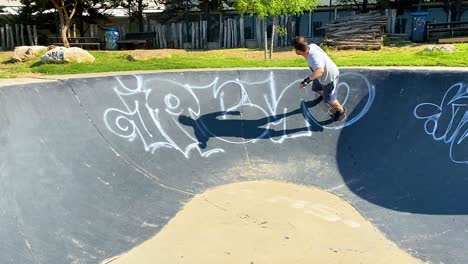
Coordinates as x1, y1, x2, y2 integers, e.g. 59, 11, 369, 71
147, 15, 296, 49
0, 24, 38, 50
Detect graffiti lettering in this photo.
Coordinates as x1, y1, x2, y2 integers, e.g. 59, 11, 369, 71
414, 83, 468, 164
104, 72, 375, 158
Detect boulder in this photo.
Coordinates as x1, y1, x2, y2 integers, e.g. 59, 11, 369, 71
11, 46, 47, 62
41, 47, 95, 64
424, 44, 456, 52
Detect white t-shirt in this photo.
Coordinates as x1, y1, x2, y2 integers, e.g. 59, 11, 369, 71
306, 44, 339, 85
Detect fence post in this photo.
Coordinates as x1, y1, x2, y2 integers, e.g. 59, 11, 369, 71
0, 27, 4, 50
15, 24, 20, 46
162, 24, 167, 48
225, 19, 228, 48
240, 16, 245, 48
20, 24, 24, 45
33, 25, 38, 45
218, 13, 223, 49
233, 19, 237, 48
171, 23, 176, 48
228, 19, 231, 48
256, 18, 261, 48
27, 25, 33, 45
155, 23, 160, 48
5, 25, 10, 49
9, 25, 15, 49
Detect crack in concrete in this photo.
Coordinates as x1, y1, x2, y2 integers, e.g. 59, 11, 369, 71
16, 219, 40, 264
62, 79, 194, 196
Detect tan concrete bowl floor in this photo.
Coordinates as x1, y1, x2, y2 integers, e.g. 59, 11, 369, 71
103, 180, 424, 264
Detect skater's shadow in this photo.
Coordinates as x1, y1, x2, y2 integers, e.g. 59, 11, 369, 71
179, 97, 332, 149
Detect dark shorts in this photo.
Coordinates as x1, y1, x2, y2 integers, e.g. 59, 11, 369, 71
311, 79, 338, 103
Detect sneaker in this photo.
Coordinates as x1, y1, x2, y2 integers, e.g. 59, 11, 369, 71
330, 108, 347, 121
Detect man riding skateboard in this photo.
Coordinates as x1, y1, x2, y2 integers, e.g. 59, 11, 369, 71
293, 37, 346, 121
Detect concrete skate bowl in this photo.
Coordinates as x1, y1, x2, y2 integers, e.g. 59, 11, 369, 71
0, 68, 467, 264
337, 70, 468, 214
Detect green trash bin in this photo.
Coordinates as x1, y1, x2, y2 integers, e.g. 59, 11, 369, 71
104, 28, 119, 50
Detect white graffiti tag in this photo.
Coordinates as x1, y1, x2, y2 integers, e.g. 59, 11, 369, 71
104, 72, 374, 158
413, 17, 425, 32
414, 82, 468, 164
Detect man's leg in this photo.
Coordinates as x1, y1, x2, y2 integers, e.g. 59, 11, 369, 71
322, 81, 346, 120
329, 99, 344, 113
311, 79, 323, 98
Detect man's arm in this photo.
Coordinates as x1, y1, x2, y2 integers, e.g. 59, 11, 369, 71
300, 67, 324, 89
309, 67, 324, 80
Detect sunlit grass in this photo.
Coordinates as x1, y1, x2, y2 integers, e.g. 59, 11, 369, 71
0, 43, 467, 78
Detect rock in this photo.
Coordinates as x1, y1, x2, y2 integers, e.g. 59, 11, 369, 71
424, 44, 456, 52
127, 50, 172, 61
11, 46, 47, 62
41, 47, 95, 64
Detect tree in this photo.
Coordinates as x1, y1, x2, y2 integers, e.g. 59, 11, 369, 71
117, 0, 149, 32
50, 0, 79, 48
338, 0, 370, 13
19, 0, 121, 47
374, 0, 412, 14
74, 0, 121, 39
22, 0, 79, 48
443, 0, 467, 22
233, 0, 320, 59
18, 0, 41, 25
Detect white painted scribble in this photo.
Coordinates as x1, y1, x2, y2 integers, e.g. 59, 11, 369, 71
413, 17, 425, 32
104, 72, 375, 158
414, 82, 468, 164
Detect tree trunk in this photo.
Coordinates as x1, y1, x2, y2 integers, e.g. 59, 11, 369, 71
75, 4, 85, 38
138, 0, 144, 32
57, 11, 70, 47
444, 0, 464, 22
362, 0, 369, 13
453, 0, 464, 21
269, 17, 276, 59
61, 24, 70, 48
52, 0, 78, 48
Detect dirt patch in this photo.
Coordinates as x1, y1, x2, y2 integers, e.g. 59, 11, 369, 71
103, 180, 424, 264
123, 48, 298, 60
120, 45, 435, 61
127, 49, 182, 61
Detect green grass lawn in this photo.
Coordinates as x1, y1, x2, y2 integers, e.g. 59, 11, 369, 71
330, 44, 468, 67
29, 52, 304, 75
1, 43, 467, 78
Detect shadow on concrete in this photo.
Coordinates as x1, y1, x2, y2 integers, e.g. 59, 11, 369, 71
336, 73, 468, 215
179, 98, 326, 149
